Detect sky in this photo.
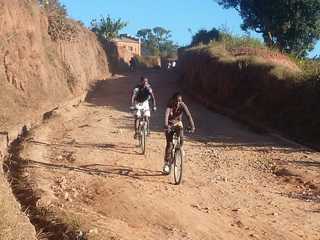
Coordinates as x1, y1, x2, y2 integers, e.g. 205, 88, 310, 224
60, 0, 319, 56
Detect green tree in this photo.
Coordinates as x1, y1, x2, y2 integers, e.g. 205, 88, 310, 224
137, 27, 178, 57
215, 0, 320, 57
136, 28, 153, 42
90, 15, 127, 41
191, 28, 220, 46
137, 28, 159, 55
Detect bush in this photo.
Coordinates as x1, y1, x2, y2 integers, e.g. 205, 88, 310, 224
47, 17, 78, 41
191, 28, 220, 46
37, 0, 79, 41
38, 0, 67, 17
90, 15, 127, 41
135, 55, 161, 69
191, 28, 265, 50
219, 33, 265, 50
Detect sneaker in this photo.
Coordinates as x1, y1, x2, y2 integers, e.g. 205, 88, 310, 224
163, 162, 171, 175
134, 133, 138, 139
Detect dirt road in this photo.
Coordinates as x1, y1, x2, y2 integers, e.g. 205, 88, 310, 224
18, 71, 320, 240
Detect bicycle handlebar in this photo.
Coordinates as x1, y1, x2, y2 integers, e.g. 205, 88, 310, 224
166, 126, 194, 133
185, 128, 194, 133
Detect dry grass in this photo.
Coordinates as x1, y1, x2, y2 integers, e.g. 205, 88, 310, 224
186, 41, 300, 80
135, 55, 160, 69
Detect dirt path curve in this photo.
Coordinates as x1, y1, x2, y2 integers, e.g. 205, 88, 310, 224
20, 70, 320, 240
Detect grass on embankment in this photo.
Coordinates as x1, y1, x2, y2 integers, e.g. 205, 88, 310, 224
179, 39, 320, 147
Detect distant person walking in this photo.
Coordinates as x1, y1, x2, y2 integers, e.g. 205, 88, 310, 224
129, 57, 136, 72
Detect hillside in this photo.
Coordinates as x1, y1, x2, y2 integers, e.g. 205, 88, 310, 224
0, 0, 110, 131
0, 1, 110, 239
178, 42, 320, 147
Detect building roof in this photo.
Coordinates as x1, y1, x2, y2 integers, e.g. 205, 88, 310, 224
112, 34, 140, 44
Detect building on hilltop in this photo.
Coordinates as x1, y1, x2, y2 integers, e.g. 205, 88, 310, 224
111, 34, 141, 63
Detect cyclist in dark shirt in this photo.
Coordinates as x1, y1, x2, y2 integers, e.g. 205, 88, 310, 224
163, 92, 195, 173
131, 77, 156, 139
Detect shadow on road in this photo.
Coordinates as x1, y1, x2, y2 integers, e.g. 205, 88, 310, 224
25, 159, 165, 181
293, 160, 320, 169
84, 70, 313, 154
27, 139, 140, 156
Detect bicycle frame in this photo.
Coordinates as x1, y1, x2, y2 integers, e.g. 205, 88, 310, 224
138, 115, 148, 133
137, 108, 148, 131
166, 127, 191, 184
171, 131, 181, 158
136, 109, 148, 154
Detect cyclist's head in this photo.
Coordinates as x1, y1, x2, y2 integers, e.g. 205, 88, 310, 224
171, 92, 183, 105
140, 76, 148, 87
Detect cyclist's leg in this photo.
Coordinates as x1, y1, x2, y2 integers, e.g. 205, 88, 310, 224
144, 101, 151, 135
146, 116, 150, 135
134, 109, 141, 139
163, 129, 174, 173
176, 126, 184, 147
134, 117, 139, 139
164, 129, 174, 163
134, 117, 139, 132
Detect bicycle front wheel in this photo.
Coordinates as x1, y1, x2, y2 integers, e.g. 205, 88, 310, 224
138, 125, 142, 146
140, 127, 146, 155
173, 148, 183, 184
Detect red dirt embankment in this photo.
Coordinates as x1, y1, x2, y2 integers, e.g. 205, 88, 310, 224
0, 1, 110, 239
0, 0, 110, 131
178, 44, 320, 147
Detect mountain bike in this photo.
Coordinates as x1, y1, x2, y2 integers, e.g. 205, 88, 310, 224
137, 109, 148, 154
131, 105, 149, 155
165, 127, 192, 185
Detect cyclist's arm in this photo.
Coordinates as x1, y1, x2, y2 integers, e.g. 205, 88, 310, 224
131, 88, 138, 106
164, 107, 171, 128
148, 88, 156, 108
182, 103, 195, 130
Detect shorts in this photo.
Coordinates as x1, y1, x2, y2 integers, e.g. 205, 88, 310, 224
134, 101, 150, 118
171, 121, 183, 128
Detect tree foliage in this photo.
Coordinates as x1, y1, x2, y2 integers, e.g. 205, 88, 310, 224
38, 0, 67, 17
137, 27, 178, 57
90, 15, 127, 41
190, 27, 265, 50
215, 0, 320, 57
191, 28, 220, 46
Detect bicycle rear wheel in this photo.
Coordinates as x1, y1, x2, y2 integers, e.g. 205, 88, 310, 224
173, 148, 183, 184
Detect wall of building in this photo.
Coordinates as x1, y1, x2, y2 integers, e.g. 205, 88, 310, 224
114, 40, 141, 63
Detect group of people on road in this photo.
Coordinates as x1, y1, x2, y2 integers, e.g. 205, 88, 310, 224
130, 76, 195, 174
129, 57, 177, 72
167, 60, 177, 69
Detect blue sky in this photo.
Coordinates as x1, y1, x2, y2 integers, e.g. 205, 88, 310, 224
60, 0, 319, 56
